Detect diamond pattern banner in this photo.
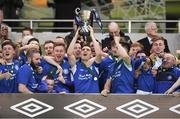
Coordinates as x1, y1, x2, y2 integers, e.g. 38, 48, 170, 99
116, 99, 159, 118
64, 99, 106, 118
10, 98, 54, 118
0, 94, 179, 118
169, 104, 180, 115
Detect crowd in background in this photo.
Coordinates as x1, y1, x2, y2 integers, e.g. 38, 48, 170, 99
0, 9, 180, 96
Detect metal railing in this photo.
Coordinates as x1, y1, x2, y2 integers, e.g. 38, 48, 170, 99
3, 19, 180, 33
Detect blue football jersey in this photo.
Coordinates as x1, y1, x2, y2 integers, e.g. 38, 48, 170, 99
109, 59, 135, 93
72, 60, 100, 93
0, 60, 20, 93
17, 63, 38, 93
137, 69, 156, 92
155, 67, 180, 93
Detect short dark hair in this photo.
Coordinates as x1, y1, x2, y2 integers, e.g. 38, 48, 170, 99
136, 50, 146, 55
54, 42, 66, 49
152, 36, 165, 44
130, 42, 144, 50
27, 38, 42, 55
81, 42, 90, 48
27, 38, 40, 45
55, 36, 67, 45
1, 41, 16, 50
22, 27, 33, 35
44, 40, 54, 47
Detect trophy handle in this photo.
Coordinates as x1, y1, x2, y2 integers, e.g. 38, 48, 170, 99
75, 7, 81, 15
91, 9, 103, 33
75, 8, 84, 27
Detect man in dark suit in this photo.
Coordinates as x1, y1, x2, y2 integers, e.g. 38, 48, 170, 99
137, 22, 170, 56
102, 22, 132, 52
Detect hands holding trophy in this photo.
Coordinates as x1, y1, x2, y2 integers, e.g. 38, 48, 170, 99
74, 8, 103, 42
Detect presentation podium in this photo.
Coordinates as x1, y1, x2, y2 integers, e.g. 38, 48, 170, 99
0, 94, 179, 118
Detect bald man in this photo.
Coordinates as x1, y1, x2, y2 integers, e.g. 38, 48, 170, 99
102, 22, 132, 52
155, 53, 180, 93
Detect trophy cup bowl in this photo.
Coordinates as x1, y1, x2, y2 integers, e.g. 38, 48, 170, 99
79, 10, 91, 36
82, 10, 91, 22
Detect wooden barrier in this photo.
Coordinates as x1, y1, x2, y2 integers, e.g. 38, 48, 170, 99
0, 94, 179, 118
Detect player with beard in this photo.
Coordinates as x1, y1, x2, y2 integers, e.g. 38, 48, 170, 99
17, 49, 41, 93
67, 26, 102, 93
18, 38, 41, 66
0, 41, 20, 93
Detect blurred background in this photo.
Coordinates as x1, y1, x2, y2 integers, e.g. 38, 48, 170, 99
1, 0, 180, 33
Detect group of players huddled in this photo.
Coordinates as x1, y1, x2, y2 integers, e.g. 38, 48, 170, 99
0, 21, 179, 96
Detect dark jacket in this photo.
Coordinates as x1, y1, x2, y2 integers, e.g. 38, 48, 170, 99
137, 37, 170, 56
102, 31, 132, 51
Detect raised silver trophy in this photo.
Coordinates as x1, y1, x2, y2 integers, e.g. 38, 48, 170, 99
75, 8, 103, 41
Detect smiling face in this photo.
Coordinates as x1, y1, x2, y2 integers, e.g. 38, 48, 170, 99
2, 44, 15, 61
44, 42, 54, 56
53, 45, 65, 63
151, 39, 165, 54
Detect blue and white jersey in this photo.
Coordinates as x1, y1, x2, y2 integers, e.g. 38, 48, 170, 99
109, 59, 135, 93
72, 60, 100, 93
155, 67, 180, 93
19, 52, 27, 66
35, 58, 49, 82
17, 63, 38, 93
55, 59, 72, 93
41, 58, 72, 93
137, 69, 156, 93
0, 60, 20, 93
98, 55, 115, 91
